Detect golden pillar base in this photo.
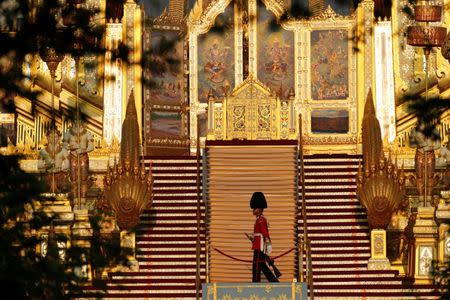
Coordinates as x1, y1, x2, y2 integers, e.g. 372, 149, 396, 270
368, 229, 391, 270
388, 212, 409, 275
72, 209, 93, 246
413, 206, 438, 284
72, 209, 93, 281
38, 193, 74, 222
436, 196, 450, 269
120, 230, 139, 271
37, 193, 74, 259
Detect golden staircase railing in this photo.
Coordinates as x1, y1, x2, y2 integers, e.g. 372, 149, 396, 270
298, 113, 314, 299
195, 113, 202, 300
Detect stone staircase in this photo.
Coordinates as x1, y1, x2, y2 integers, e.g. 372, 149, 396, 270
299, 154, 440, 299
74, 153, 444, 299
76, 156, 205, 299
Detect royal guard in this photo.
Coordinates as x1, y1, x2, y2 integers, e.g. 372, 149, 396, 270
249, 192, 279, 282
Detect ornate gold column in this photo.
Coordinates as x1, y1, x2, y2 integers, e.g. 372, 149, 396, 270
436, 192, 450, 275
71, 208, 93, 280
356, 0, 374, 151
413, 206, 438, 283
104, 22, 123, 145
123, 0, 142, 139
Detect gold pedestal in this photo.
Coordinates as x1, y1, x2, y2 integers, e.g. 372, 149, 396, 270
368, 229, 391, 270
37, 193, 74, 259
38, 193, 74, 222
388, 213, 409, 275
72, 209, 93, 281
120, 230, 139, 271
436, 196, 450, 269
413, 206, 438, 283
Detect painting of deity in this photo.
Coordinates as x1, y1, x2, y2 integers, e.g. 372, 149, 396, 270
418, 246, 433, 276
150, 111, 182, 137
257, 6, 294, 99
150, 30, 183, 105
311, 109, 349, 134
198, 5, 234, 103
311, 30, 349, 100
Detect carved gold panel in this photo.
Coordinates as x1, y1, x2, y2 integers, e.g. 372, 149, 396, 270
208, 76, 293, 140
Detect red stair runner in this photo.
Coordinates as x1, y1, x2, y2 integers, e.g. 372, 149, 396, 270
74, 153, 443, 299
76, 157, 205, 299
299, 154, 440, 299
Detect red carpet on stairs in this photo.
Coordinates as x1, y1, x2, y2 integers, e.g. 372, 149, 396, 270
300, 154, 441, 299
74, 154, 442, 299
75, 156, 206, 299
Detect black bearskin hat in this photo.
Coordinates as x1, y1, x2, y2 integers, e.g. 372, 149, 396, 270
250, 192, 267, 209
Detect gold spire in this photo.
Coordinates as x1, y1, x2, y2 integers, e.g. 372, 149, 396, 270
120, 91, 140, 165
362, 89, 382, 170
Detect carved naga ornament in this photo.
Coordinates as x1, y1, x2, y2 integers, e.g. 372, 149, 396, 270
357, 90, 406, 229
98, 92, 154, 230
357, 157, 407, 229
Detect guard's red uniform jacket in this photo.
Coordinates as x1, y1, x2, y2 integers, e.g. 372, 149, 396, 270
252, 215, 270, 251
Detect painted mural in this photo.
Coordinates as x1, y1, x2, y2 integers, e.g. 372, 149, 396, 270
198, 4, 234, 103
311, 30, 349, 100
311, 109, 349, 134
150, 111, 182, 137
150, 30, 183, 106
257, 6, 294, 99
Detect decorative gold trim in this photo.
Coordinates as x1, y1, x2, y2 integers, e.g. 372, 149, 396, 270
311, 5, 356, 21
188, 0, 234, 152
260, 0, 286, 21
248, 0, 257, 76
235, 0, 243, 86
231, 73, 274, 97
299, 21, 358, 146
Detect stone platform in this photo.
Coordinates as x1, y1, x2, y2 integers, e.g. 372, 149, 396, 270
202, 282, 308, 300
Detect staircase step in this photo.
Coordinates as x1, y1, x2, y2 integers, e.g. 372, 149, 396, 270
313, 278, 403, 285
137, 249, 204, 256
140, 214, 205, 221
152, 196, 200, 201
312, 269, 398, 277
303, 207, 366, 214
110, 271, 205, 277
303, 194, 358, 200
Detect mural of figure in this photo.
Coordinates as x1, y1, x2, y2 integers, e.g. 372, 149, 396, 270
265, 38, 288, 82
409, 123, 441, 204
63, 120, 94, 200
310, 30, 349, 100
204, 38, 230, 84
38, 129, 69, 193
257, 7, 294, 99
